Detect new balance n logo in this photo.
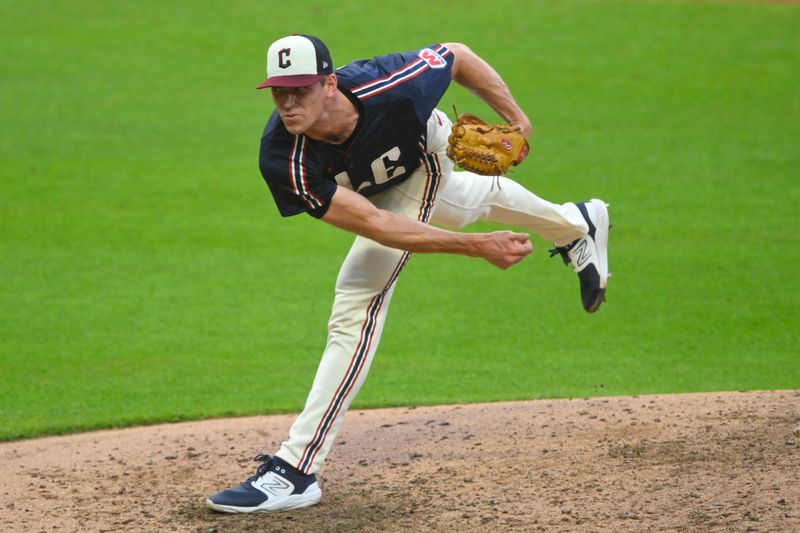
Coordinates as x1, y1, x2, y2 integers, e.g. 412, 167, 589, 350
259, 475, 291, 496
572, 239, 592, 268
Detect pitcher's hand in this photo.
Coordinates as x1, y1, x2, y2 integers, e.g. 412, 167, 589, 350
478, 231, 533, 269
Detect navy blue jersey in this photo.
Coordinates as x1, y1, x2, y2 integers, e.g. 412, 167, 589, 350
259, 44, 454, 218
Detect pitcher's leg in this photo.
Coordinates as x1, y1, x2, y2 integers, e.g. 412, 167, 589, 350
432, 170, 589, 246
275, 153, 443, 475
430, 167, 611, 312
206, 190, 430, 514
275, 239, 406, 474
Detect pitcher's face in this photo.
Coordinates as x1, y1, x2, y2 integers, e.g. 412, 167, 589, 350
271, 81, 327, 135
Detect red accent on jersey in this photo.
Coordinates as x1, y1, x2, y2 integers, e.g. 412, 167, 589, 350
289, 136, 323, 209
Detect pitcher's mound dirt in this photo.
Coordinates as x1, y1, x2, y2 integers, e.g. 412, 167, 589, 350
2, 390, 798, 532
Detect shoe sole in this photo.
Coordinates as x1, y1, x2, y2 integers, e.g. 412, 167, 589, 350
586, 199, 610, 313
206, 485, 322, 513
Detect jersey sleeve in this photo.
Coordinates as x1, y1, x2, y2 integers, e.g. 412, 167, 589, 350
341, 44, 454, 124
259, 117, 337, 219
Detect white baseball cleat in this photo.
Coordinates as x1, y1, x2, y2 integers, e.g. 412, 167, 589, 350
206, 454, 322, 513
550, 199, 610, 313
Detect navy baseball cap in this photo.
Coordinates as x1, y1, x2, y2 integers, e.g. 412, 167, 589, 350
257, 34, 333, 89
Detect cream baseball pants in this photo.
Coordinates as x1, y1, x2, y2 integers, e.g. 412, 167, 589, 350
276, 110, 588, 474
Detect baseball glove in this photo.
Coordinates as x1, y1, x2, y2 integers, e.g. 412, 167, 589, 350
446, 111, 529, 176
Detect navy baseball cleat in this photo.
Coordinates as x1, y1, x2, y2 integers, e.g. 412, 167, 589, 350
550, 199, 610, 313
206, 454, 322, 513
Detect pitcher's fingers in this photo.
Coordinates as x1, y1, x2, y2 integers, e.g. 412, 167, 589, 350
513, 233, 533, 253
509, 232, 530, 242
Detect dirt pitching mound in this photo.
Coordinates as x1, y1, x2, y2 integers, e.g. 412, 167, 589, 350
2, 390, 798, 532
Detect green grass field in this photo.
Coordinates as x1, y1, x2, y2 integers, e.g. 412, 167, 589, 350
1, 0, 798, 441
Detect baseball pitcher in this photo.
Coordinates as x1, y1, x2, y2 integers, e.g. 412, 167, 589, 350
206, 34, 610, 513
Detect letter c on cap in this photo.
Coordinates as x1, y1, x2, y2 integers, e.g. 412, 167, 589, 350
278, 48, 291, 69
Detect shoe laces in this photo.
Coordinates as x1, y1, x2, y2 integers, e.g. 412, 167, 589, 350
247, 454, 274, 481
549, 243, 573, 266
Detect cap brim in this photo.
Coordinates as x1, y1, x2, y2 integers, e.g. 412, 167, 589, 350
256, 74, 327, 89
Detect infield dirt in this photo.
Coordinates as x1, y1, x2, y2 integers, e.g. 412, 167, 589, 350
2, 390, 798, 532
